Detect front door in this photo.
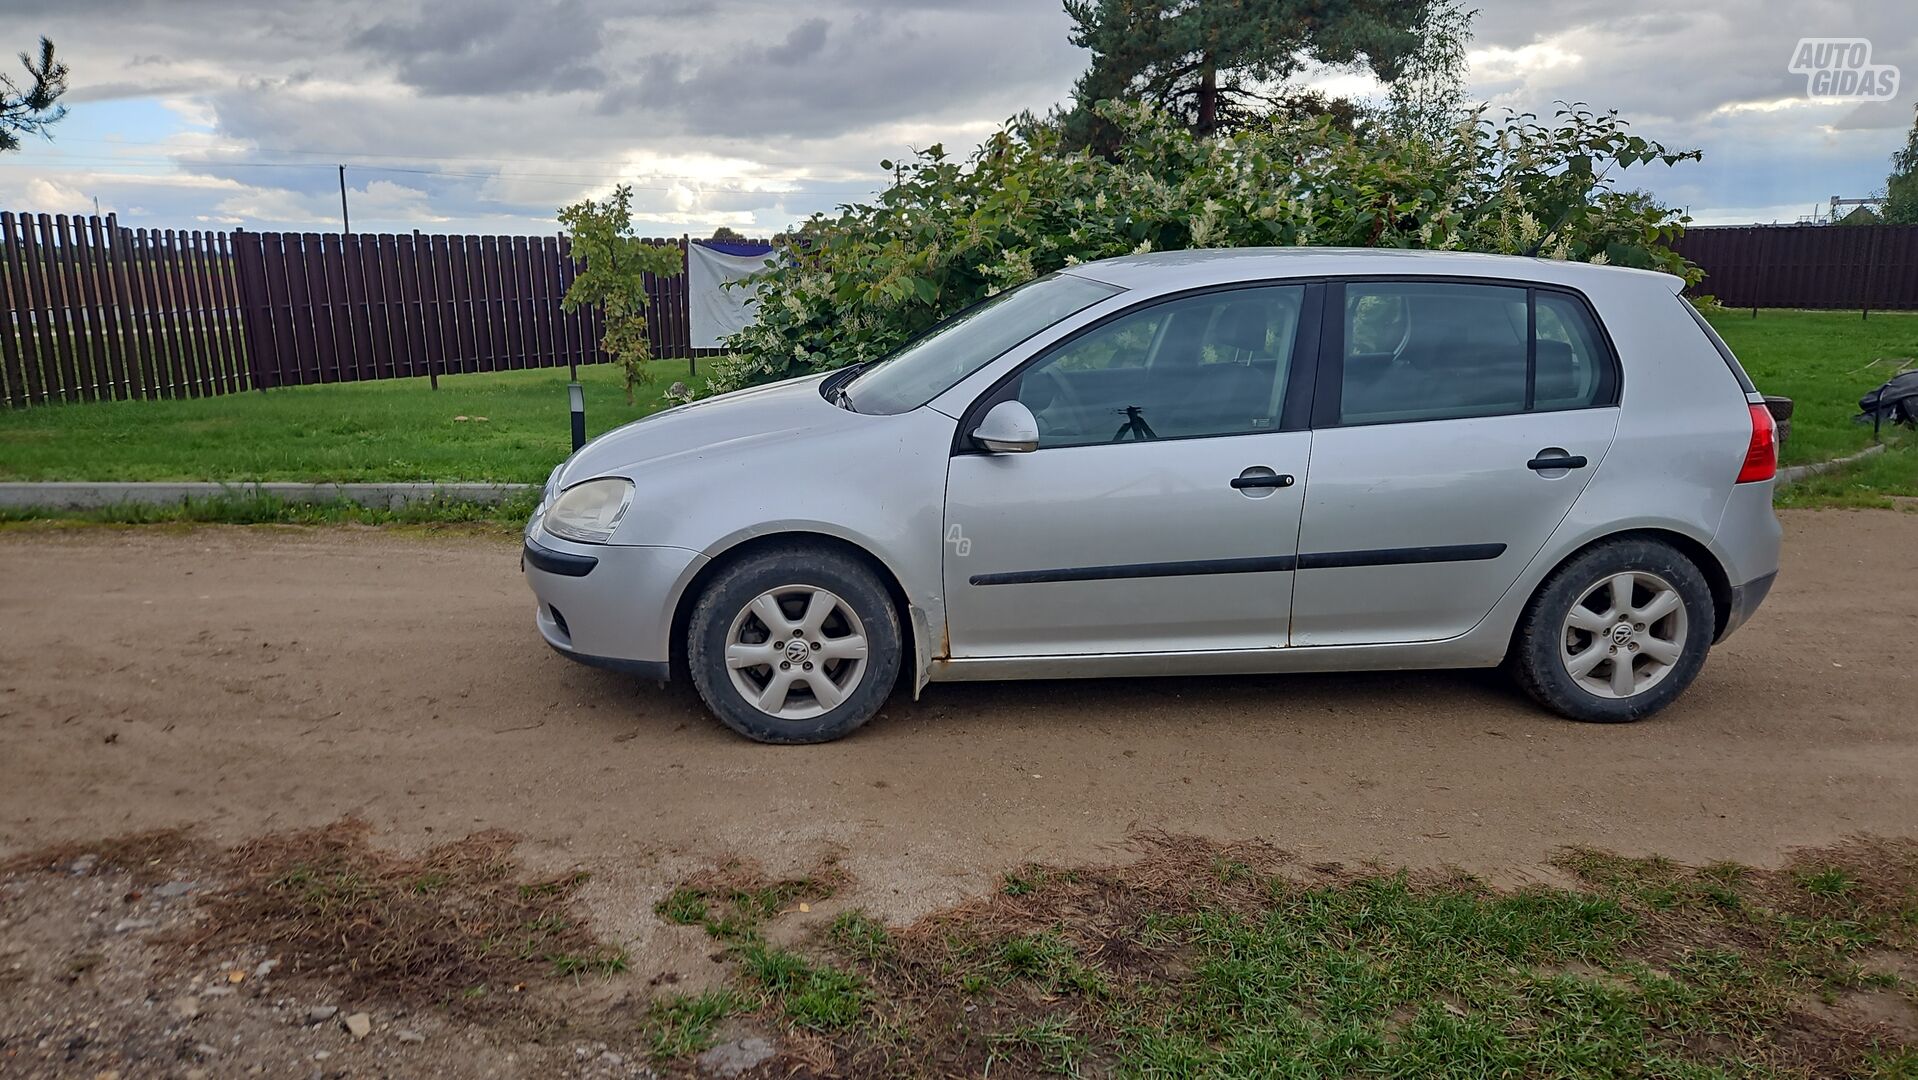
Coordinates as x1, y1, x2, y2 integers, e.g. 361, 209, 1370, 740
1291, 280, 1622, 646
942, 283, 1317, 658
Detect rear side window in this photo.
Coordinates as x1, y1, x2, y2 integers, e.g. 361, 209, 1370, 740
1679, 299, 1758, 394
1333, 281, 1618, 425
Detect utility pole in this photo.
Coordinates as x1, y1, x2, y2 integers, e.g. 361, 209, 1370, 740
338, 165, 350, 233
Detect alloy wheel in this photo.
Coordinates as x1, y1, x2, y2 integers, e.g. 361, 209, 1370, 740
724, 585, 870, 720
1560, 571, 1689, 699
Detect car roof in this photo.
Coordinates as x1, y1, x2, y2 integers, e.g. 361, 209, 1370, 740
1059, 247, 1686, 295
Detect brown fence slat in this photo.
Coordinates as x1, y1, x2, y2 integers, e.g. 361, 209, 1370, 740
168, 229, 214, 397
233, 229, 273, 391
62, 215, 111, 401
154, 229, 197, 397
348, 234, 382, 384
33, 215, 79, 400
418, 234, 446, 387
0, 213, 32, 404
395, 234, 426, 380
325, 234, 358, 381
527, 234, 552, 366
158, 229, 199, 397
196, 230, 232, 395
377, 235, 406, 379
555, 236, 581, 372
116, 224, 158, 399
264, 232, 300, 388
473, 234, 498, 370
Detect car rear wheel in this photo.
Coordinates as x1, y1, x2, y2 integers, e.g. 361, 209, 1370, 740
687, 543, 901, 744
1509, 539, 1715, 723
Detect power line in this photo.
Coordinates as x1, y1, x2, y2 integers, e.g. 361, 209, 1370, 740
0, 156, 884, 195
38, 135, 892, 171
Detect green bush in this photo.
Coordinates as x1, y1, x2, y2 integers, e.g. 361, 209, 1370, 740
711, 101, 1699, 394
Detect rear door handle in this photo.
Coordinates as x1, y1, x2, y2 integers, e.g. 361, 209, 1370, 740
1527, 451, 1588, 472
1230, 473, 1295, 489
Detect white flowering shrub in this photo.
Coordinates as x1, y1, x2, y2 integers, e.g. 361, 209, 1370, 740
710, 102, 1699, 394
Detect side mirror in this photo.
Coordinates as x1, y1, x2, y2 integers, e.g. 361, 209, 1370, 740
971, 400, 1040, 454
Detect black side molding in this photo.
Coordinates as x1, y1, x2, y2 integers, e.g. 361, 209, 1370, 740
1295, 543, 1506, 570
523, 537, 598, 578
969, 543, 1506, 586
972, 555, 1297, 587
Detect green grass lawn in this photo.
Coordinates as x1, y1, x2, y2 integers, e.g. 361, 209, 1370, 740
0, 360, 696, 484
639, 838, 1918, 1078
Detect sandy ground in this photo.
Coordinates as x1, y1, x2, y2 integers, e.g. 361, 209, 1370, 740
2, 511, 1916, 943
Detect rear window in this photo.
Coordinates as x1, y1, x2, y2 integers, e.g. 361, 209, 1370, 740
1679, 299, 1758, 394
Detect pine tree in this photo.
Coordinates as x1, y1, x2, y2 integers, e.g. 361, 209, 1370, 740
1060, 0, 1432, 151
1, 37, 67, 153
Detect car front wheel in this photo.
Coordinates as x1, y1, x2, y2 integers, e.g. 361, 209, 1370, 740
1509, 539, 1716, 723
686, 543, 902, 744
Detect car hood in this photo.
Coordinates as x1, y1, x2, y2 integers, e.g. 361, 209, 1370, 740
554, 372, 850, 487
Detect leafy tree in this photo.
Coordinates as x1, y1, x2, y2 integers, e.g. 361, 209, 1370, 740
1884, 104, 1918, 225
710, 101, 1698, 395
1, 37, 67, 153
709, 225, 749, 242
1059, 0, 1432, 151
557, 185, 684, 402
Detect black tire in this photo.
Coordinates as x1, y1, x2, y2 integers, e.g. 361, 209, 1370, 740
1508, 539, 1716, 724
687, 543, 902, 744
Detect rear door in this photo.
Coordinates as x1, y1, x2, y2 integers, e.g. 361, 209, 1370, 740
1290, 280, 1621, 646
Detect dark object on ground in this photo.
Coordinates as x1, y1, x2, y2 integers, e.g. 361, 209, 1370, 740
1857, 371, 1918, 434
1764, 395, 1794, 446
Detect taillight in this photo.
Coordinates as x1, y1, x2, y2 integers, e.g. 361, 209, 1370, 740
1736, 403, 1776, 483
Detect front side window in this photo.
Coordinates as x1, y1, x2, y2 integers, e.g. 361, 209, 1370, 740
843, 273, 1121, 414
1336, 281, 1615, 425
1012, 285, 1306, 448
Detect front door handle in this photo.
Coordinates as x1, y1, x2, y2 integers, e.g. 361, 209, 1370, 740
1230, 473, 1295, 489
1527, 450, 1589, 472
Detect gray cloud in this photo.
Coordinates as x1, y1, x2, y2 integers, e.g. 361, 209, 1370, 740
354, 0, 610, 95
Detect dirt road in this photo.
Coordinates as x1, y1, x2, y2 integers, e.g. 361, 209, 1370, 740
3, 512, 1915, 931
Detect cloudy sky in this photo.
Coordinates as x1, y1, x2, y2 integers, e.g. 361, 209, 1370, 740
1, 0, 1913, 235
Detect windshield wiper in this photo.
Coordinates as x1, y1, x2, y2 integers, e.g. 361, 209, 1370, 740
826, 362, 872, 412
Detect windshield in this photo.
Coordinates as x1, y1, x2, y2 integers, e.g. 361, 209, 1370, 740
843, 272, 1122, 414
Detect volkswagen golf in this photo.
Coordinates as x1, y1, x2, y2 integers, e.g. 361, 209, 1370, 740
522, 248, 1781, 743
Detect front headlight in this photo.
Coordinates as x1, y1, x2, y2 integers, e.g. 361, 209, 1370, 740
543, 478, 633, 544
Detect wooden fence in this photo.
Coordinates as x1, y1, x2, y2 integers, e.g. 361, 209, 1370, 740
0, 214, 724, 407
1, 212, 251, 405
1671, 224, 1918, 312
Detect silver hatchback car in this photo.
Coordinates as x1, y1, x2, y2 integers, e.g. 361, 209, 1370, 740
524, 248, 1781, 743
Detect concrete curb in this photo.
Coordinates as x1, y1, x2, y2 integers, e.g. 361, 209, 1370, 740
0, 481, 536, 511
1776, 443, 1887, 485
0, 442, 1894, 510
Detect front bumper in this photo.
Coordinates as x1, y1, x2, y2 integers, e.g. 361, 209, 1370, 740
522, 531, 707, 679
